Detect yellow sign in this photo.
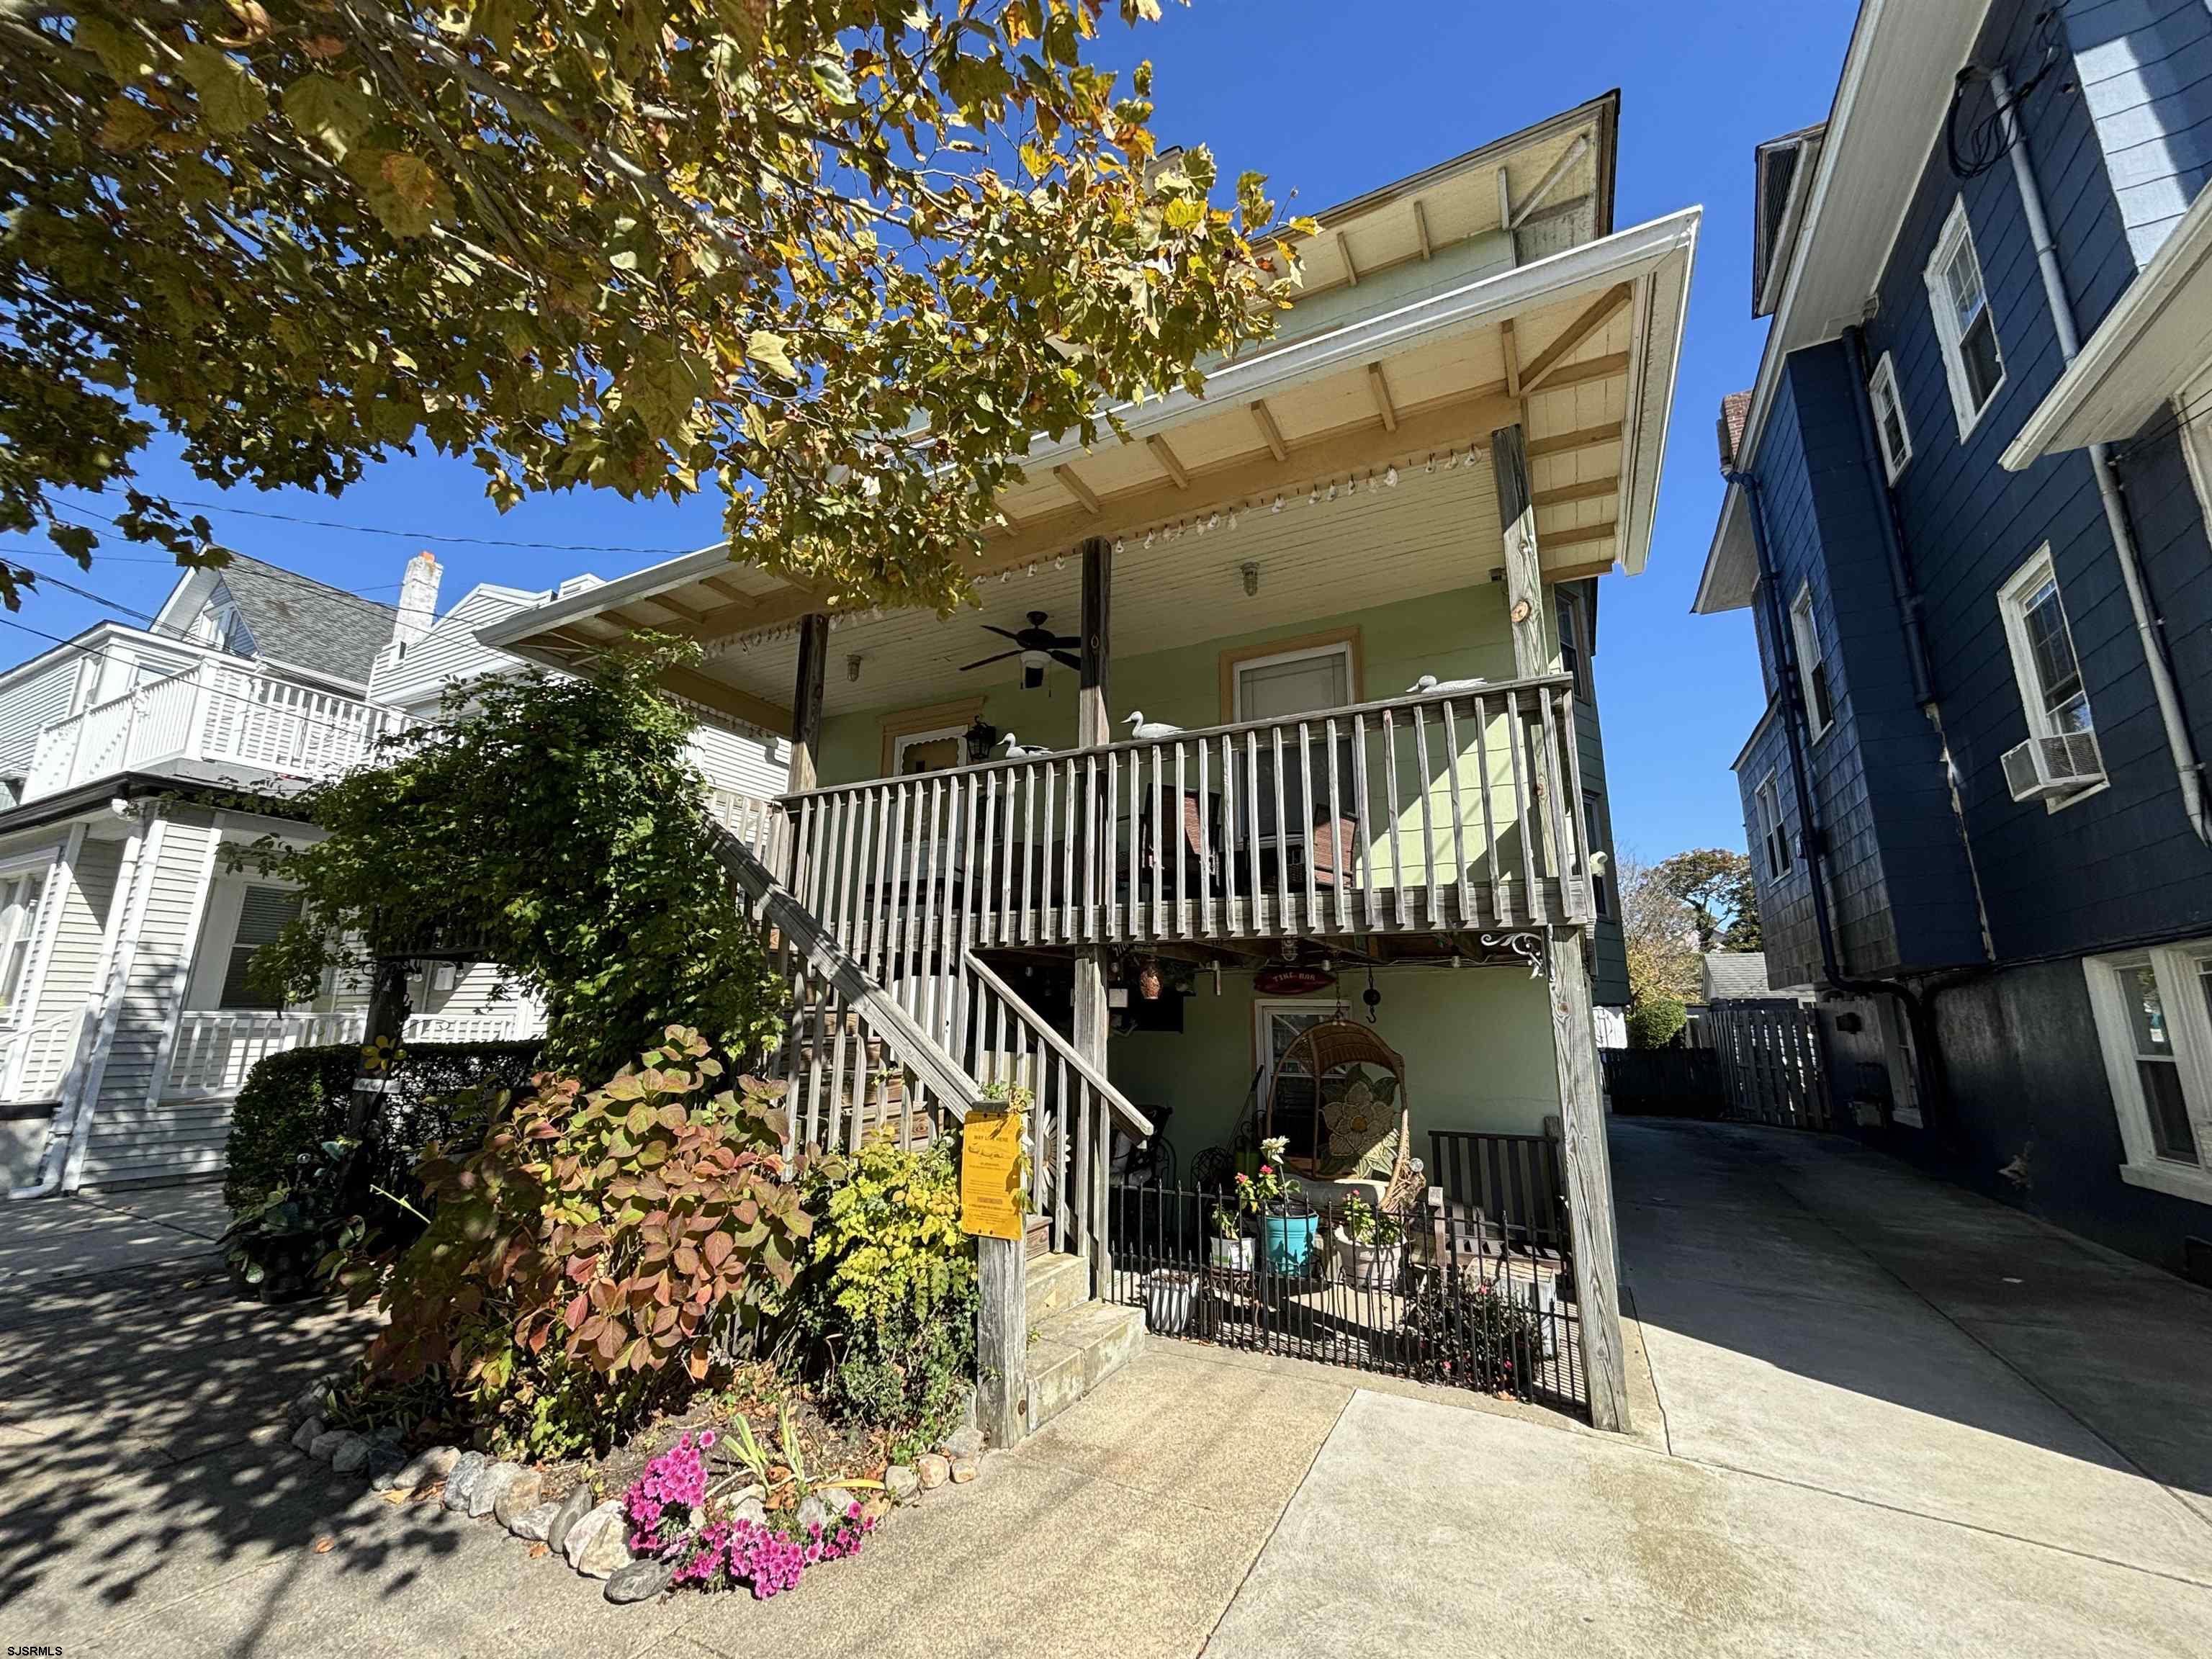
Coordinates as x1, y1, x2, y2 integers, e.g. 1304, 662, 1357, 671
961, 1107, 1025, 1241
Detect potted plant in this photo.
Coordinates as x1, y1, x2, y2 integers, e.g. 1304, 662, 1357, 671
1146, 1267, 1200, 1334
1332, 1193, 1406, 1291
1249, 1137, 1318, 1277
1210, 1186, 1255, 1271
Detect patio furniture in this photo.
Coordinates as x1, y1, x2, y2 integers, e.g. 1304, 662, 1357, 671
1261, 1019, 1419, 1211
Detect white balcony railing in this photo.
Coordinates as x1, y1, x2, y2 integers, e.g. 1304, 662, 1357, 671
22, 660, 388, 803
0, 1008, 88, 1102
161, 1007, 541, 1100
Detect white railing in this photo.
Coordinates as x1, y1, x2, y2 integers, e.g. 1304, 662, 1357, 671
0, 1008, 87, 1102
778, 675, 1593, 953
159, 1007, 538, 1101
22, 660, 387, 802
165, 1010, 364, 1099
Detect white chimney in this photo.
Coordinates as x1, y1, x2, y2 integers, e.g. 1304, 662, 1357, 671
392, 549, 441, 652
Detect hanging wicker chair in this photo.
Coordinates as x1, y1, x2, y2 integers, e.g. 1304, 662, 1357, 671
1262, 1019, 1421, 1213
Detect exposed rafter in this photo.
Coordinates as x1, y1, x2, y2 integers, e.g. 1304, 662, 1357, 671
1540, 520, 1619, 550
1146, 433, 1192, 489
1054, 464, 1104, 516
1413, 198, 1433, 261
1532, 475, 1621, 509
1249, 399, 1290, 462
1528, 423, 1620, 462
1520, 283, 1632, 393
1534, 351, 1631, 393
1335, 230, 1359, 287
1501, 319, 1523, 400
1366, 364, 1400, 433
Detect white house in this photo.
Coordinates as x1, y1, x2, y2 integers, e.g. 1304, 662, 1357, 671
0, 549, 787, 1195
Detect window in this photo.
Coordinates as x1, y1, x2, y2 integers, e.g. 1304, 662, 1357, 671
1755, 772, 1791, 880
1877, 996, 1922, 1129
2084, 945, 2212, 1203
891, 727, 967, 774
1925, 197, 2005, 437
0, 869, 47, 1014
1789, 583, 1834, 737
1231, 640, 1354, 722
219, 885, 303, 1010
1556, 589, 1591, 701
1999, 548, 2092, 739
1868, 352, 1912, 481
1583, 791, 1611, 916
1255, 999, 1336, 1141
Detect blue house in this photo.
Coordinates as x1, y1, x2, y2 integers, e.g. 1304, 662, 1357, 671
1696, 0, 2212, 1280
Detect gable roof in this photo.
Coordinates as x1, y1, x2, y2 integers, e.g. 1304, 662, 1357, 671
1701, 950, 1772, 1002
213, 555, 395, 685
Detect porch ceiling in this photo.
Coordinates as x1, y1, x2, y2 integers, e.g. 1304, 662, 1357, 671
480, 179, 1696, 741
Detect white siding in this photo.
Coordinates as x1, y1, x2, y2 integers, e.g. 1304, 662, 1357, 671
0, 658, 84, 781
17, 835, 122, 1101
368, 585, 538, 711
688, 723, 788, 801
78, 819, 224, 1187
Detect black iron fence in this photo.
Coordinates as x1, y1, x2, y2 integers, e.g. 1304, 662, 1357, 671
1105, 1169, 1586, 1417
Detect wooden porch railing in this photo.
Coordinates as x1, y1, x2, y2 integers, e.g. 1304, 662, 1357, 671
775, 675, 1592, 955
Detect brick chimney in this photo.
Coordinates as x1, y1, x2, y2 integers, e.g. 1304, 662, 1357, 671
392, 549, 441, 652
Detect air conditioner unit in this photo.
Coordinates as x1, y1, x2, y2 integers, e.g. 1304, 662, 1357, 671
2002, 730, 2103, 803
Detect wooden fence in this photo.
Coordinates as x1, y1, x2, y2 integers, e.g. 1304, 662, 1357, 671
1707, 999, 1828, 1130
1599, 1047, 1724, 1117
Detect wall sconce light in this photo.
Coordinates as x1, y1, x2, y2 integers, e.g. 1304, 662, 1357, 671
962, 716, 999, 763
1241, 562, 1260, 598
845, 654, 863, 683
1136, 957, 1163, 1001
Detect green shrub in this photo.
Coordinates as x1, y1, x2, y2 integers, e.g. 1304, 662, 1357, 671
1627, 995, 1688, 1051
1401, 1271, 1548, 1392
222, 1038, 545, 1213
357, 1028, 806, 1460
789, 1137, 978, 1447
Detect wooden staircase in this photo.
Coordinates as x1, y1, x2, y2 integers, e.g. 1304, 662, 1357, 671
1022, 1249, 1143, 1434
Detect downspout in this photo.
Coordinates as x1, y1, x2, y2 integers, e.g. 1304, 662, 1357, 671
11, 804, 150, 1199
1725, 467, 1948, 1120
1841, 323, 1997, 962
1987, 65, 2212, 845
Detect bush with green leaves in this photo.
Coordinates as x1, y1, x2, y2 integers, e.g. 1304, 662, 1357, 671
788, 1136, 978, 1447
356, 1028, 809, 1460
223, 1038, 544, 1214
240, 642, 785, 1082
1401, 1271, 1549, 1393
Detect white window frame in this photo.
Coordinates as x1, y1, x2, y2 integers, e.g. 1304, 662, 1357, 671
1868, 351, 1912, 482
2084, 945, 2212, 1205
0, 853, 55, 1023
1231, 640, 1355, 724
1876, 996, 1923, 1129
891, 724, 969, 773
1754, 772, 1791, 881
1789, 582, 1833, 740
1997, 545, 2103, 811
2175, 357, 2212, 532
1925, 196, 2005, 441
1583, 790, 1611, 917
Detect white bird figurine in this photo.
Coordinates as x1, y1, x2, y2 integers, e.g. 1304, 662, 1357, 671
998, 732, 1053, 759
1406, 673, 1490, 696
1124, 711, 1184, 742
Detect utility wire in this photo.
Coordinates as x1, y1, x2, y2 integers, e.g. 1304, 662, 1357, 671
161, 495, 709, 558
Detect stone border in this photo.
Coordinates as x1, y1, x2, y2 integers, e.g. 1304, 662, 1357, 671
282, 1378, 996, 1604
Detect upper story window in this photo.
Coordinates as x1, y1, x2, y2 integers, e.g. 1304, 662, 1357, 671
1231, 638, 1354, 721
1925, 197, 2005, 439
1789, 583, 1834, 738
1555, 589, 1591, 701
1868, 351, 1912, 481
1583, 791, 1610, 916
192, 593, 254, 657
1755, 772, 1792, 881
1999, 548, 2092, 739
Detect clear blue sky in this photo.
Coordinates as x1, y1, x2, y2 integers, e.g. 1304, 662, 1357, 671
1, 1, 1859, 860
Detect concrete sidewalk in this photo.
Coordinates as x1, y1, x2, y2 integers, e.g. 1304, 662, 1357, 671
13, 1125, 2212, 1655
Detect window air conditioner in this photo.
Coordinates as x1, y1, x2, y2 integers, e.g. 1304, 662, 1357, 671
2001, 730, 2103, 803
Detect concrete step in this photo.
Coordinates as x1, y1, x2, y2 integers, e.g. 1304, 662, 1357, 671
1022, 1300, 1143, 1435
1025, 1250, 1090, 1327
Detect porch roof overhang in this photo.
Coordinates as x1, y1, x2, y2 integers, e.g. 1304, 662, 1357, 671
1693, 0, 1994, 616
1999, 179, 2212, 468
480, 206, 1699, 734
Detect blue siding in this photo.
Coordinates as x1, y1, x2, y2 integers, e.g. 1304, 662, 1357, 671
2064, 0, 2212, 266
1861, 0, 2212, 961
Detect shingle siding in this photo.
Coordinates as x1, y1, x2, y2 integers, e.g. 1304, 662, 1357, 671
2064, 0, 2212, 267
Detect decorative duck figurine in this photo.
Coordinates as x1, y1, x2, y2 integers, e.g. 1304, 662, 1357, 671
998, 732, 1053, 759
1124, 711, 1185, 742
1406, 673, 1490, 696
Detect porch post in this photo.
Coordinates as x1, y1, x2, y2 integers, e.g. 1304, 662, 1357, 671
1074, 535, 1112, 1292
1491, 423, 1631, 1434
787, 612, 830, 796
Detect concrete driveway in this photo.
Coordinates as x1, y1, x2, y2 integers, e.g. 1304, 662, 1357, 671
9, 1128, 2212, 1656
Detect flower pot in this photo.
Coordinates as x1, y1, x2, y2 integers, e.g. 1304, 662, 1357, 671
1208, 1235, 1255, 1272
1331, 1228, 1404, 1292
1259, 1209, 1319, 1276
1146, 1268, 1200, 1334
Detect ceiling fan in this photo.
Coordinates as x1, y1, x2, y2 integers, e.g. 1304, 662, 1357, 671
961, 611, 1081, 690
